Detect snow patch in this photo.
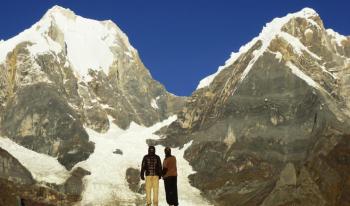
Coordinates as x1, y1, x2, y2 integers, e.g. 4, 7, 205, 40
286, 61, 320, 89
277, 32, 321, 60
0, 137, 70, 184
224, 126, 236, 148
151, 98, 159, 109
64, 60, 70, 67
272, 51, 283, 62
40, 10, 115, 78
327, 28, 348, 47
124, 51, 133, 58
197, 52, 241, 89
101, 103, 115, 110
0, 27, 62, 64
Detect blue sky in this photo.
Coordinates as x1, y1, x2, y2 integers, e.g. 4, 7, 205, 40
1, 0, 349, 96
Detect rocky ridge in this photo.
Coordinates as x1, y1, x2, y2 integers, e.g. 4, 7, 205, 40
160, 8, 350, 206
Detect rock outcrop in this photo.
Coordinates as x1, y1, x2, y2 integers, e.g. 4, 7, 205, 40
0, 147, 34, 185
0, 148, 85, 205
1, 83, 94, 170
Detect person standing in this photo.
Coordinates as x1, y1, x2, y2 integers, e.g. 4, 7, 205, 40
140, 146, 162, 206
162, 147, 178, 206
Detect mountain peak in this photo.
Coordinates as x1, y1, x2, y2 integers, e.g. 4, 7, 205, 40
197, 7, 321, 89
297, 7, 318, 17
0, 5, 138, 80
44, 5, 76, 20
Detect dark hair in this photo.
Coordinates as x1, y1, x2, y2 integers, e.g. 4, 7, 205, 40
148, 146, 156, 155
164, 147, 171, 157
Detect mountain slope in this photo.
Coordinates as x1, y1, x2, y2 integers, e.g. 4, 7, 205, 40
160, 8, 350, 206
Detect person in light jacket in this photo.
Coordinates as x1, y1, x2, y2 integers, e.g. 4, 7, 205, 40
162, 147, 178, 206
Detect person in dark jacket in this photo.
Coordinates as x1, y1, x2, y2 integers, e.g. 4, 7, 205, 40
162, 147, 178, 206
140, 146, 162, 206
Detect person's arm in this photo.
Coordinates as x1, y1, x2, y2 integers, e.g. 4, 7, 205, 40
157, 156, 162, 179
140, 156, 146, 180
162, 158, 168, 176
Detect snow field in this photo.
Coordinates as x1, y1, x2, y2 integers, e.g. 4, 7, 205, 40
0, 116, 212, 205
74, 115, 212, 206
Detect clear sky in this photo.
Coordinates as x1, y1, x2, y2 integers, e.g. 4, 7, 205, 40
1, 0, 349, 96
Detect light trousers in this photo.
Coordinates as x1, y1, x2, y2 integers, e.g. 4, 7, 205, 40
145, 176, 159, 206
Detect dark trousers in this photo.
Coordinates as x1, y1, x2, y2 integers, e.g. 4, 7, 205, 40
164, 176, 178, 206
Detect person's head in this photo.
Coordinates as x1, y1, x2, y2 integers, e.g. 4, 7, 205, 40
164, 147, 171, 157
148, 146, 156, 155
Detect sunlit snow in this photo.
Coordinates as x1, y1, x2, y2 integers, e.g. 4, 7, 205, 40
196, 8, 328, 90
0, 5, 137, 81
73, 115, 211, 206
0, 116, 212, 205
151, 99, 159, 109
0, 137, 70, 184
73, 116, 208, 206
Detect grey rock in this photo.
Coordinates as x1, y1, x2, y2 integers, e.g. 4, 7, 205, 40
63, 167, 91, 197
275, 163, 296, 188
113, 149, 123, 155
0, 147, 35, 185
0, 83, 94, 170
125, 167, 144, 194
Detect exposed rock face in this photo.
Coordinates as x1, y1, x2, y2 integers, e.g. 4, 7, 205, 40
1, 83, 94, 170
160, 8, 350, 205
0, 178, 76, 206
0, 147, 34, 185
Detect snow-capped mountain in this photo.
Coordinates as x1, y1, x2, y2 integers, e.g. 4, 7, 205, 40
0, 5, 187, 205
0, 5, 185, 130
0, 5, 185, 168
160, 8, 350, 206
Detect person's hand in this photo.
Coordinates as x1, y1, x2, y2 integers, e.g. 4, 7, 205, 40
141, 174, 145, 180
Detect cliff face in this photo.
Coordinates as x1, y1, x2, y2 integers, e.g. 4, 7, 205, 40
160, 8, 350, 205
